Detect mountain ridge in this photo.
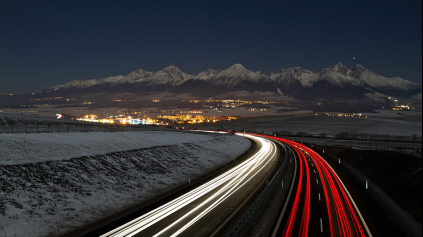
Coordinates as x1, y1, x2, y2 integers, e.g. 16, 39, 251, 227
43, 62, 421, 101
51, 62, 421, 92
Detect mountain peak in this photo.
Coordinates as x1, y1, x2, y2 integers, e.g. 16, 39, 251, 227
353, 63, 365, 69
47, 62, 421, 96
325, 62, 349, 75
195, 68, 222, 80
229, 63, 247, 69
222, 64, 254, 75
162, 65, 181, 72
279, 66, 312, 74
121, 69, 153, 84
287, 66, 309, 72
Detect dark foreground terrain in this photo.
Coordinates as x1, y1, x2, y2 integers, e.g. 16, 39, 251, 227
323, 147, 422, 225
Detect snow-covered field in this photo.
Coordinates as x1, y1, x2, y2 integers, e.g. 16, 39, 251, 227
0, 132, 251, 237
199, 113, 422, 137
0, 132, 217, 165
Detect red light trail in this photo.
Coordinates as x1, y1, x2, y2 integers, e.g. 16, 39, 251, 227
260, 135, 371, 237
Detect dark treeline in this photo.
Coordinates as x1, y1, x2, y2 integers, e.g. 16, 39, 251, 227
271, 131, 422, 143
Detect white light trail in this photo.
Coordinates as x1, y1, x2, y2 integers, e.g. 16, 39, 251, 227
161, 140, 277, 236
101, 134, 276, 237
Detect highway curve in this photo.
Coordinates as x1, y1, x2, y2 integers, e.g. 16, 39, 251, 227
93, 134, 282, 237
268, 136, 373, 237
76, 133, 378, 237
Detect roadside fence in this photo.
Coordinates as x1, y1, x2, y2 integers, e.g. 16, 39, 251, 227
227, 140, 289, 237
0, 120, 231, 137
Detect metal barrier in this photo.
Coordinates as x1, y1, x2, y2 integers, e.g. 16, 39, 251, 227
0, 119, 232, 139
227, 139, 289, 237
289, 137, 422, 155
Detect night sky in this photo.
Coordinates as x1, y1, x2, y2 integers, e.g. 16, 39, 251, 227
0, 0, 421, 94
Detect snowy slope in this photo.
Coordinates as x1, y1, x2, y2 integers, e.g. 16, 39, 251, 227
144, 65, 194, 86
52, 75, 125, 89
357, 67, 420, 90
270, 66, 315, 88
119, 69, 154, 84
412, 93, 422, 101
0, 132, 251, 237
313, 62, 421, 90
0, 132, 215, 165
269, 62, 421, 91
209, 64, 269, 86
194, 68, 222, 80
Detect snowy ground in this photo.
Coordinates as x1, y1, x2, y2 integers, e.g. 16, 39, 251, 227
0, 132, 216, 165
196, 113, 422, 137
0, 132, 251, 237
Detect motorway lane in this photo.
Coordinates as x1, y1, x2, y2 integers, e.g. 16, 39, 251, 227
99, 134, 282, 237
269, 138, 372, 237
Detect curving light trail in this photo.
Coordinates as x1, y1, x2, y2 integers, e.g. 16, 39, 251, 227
265, 136, 372, 237
158, 139, 277, 236
98, 132, 370, 237
101, 133, 278, 237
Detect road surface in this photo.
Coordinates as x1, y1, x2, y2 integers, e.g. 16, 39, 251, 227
79, 133, 382, 237
269, 137, 373, 237
94, 134, 282, 237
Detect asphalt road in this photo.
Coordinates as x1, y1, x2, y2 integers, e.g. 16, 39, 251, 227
270, 138, 373, 237
96, 134, 281, 237
76, 133, 399, 237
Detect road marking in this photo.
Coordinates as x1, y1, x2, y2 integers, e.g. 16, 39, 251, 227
271, 147, 298, 237
321, 158, 373, 237
320, 218, 323, 233
316, 179, 319, 184
318, 193, 321, 201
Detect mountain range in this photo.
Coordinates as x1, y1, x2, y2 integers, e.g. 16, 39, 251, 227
47, 62, 421, 99
0, 62, 413, 111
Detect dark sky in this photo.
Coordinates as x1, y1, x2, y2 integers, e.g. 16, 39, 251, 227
0, 0, 422, 94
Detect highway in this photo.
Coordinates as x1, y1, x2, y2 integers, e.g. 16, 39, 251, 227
79, 133, 376, 237
96, 134, 282, 237
268, 136, 373, 237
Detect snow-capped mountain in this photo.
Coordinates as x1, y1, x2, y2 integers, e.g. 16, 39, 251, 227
347, 64, 419, 91
47, 63, 421, 100
144, 65, 194, 86
120, 69, 154, 84
53, 75, 125, 89
267, 62, 421, 92
51, 66, 192, 90
210, 64, 269, 86
270, 66, 314, 90
312, 62, 421, 91
194, 68, 222, 80
192, 64, 270, 86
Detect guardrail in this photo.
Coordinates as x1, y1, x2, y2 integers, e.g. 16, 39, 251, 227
288, 137, 422, 155
0, 120, 234, 139
227, 138, 289, 237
